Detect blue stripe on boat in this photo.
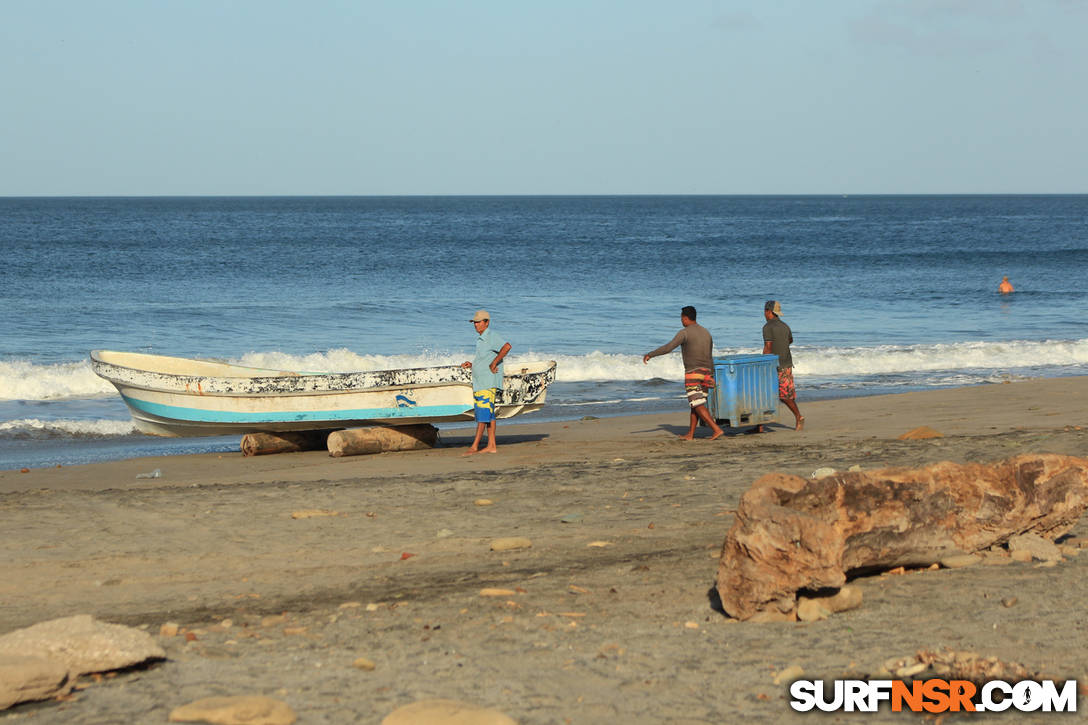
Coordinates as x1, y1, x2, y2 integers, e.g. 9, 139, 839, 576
122, 395, 469, 423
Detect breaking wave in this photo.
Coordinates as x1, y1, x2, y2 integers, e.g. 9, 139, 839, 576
1, 338, 1086, 402
0, 418, 138, 439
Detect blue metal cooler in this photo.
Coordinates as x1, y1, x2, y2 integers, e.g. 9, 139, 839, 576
706, 354, 779, 429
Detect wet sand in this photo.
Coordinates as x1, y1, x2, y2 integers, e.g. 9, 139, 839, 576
2, 377, 1087, 723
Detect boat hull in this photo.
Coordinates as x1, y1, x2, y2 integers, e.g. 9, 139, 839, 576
90, 351, 556, 438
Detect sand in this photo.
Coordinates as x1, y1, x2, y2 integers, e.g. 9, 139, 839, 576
1, 377, 1087, 723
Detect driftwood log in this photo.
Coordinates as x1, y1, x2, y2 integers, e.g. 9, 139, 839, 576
327, 424, 439, 458
240, 431, 333, 457
716, 454, 1088, 620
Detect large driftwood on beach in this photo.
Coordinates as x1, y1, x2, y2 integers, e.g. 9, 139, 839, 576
716, 454, 1088, 621
327, 425, 439, 457
240, 430, 333, 456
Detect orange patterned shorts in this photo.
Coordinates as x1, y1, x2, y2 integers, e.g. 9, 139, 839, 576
778, 367, 796, 400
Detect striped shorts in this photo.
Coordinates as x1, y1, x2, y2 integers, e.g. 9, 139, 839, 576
684, 368, 715, 409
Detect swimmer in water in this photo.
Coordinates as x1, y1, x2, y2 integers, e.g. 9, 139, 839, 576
999, 276, 1015, 294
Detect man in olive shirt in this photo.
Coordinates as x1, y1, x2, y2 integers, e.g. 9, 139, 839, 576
643, 306, 725, 440
762, 300, 804, 430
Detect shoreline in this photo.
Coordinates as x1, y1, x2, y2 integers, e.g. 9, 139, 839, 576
5, 356, 1088, 470
3, 375, 1085, 484
2, 376, 1086, 723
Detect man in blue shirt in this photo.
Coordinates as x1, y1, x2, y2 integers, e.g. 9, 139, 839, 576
461, 309, 512, 455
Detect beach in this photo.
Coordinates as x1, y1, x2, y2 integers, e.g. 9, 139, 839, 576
2, 377, 1087, 723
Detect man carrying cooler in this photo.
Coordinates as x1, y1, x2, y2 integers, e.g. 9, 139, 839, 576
763, 300, 804, 431
643, 305, 725, 441
461, 309, 511, 455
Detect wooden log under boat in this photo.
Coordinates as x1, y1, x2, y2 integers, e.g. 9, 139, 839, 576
327, 424, 439, 457
240, 430, 334, 456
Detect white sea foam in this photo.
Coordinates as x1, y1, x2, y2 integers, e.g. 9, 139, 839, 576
2, 338, 1086, 402
0, 418, 137, 439
795, 338, 1088, 377
0, 360, 115, 401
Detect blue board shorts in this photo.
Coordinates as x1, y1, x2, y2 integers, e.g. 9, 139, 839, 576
473, 388, 497, 423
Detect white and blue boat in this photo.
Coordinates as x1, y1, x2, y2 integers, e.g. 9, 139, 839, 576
90, 350, 557, 437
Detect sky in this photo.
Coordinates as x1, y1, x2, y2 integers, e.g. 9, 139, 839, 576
1, 0, 1086, 195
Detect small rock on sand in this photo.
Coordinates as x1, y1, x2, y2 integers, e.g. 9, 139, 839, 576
824, 586, 863, 613
1008, 532, 1062, 562
810, 467, 836, 479
773, 664, 804, 685
940, 553, 982, 569
746, 610, 797, 623
796, 599, 831, 622
479, 588, 518, 597
160, 622, 180, 637
169, 695, 297, 725
797, 585, 863, 621
490, 537, 532, 552
381, 699, 517, 725
896, 662, 928, 678
352, 657, 376, 671
898, 426, 943, 440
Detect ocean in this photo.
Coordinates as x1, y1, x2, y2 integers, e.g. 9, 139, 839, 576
1, 195, 1086, 469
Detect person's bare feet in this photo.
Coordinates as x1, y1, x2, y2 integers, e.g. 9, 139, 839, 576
462, 448, 480, 457
708, 429, 724, 440
795, 416, 805, 431
482, 447, 498, 454
679, 433, 695, 441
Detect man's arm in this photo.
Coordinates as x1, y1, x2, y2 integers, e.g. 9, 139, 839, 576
489, 343, 511, 373
643, 329, 686, 364
763, 341, 773, 354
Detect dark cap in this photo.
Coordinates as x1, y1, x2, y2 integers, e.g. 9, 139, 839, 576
764, 300, 781, 316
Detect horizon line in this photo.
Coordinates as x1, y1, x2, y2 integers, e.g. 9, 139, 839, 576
3, 192, 1088, 200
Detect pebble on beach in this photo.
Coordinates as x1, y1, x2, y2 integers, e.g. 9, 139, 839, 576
168, 695, 297, 725
1008, 532, 1063, 563
490, 537, 532, 552
898, 426, 943, 440
939, 553, 982, 569
479, 588, 518, 597
381, 699, 517, 725
796, 599, 831, 622
772, 664, 804, 685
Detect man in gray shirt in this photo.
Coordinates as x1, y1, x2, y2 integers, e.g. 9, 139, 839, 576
762, 300, 804, 430
643, 305, 725, 440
